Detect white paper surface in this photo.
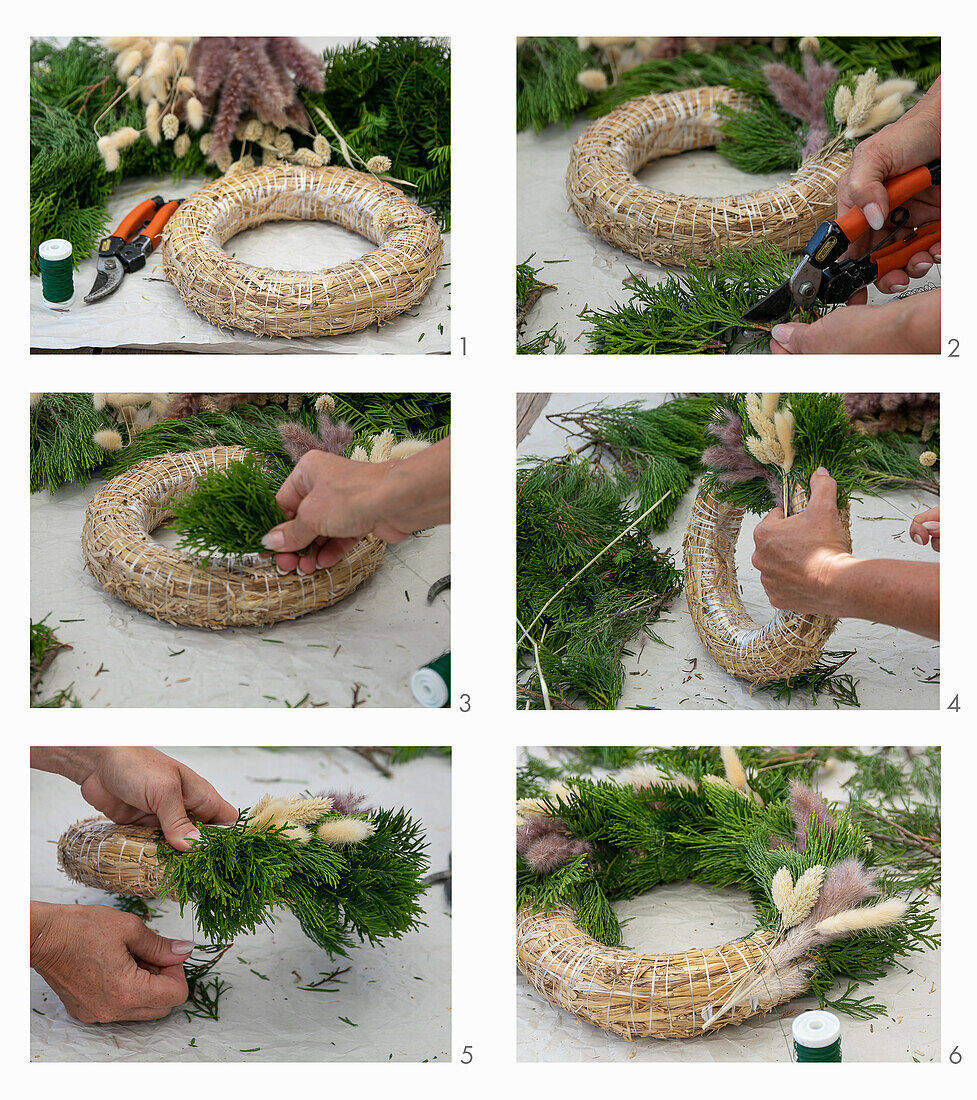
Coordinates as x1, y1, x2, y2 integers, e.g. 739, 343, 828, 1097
517, 749, 940, 1062
31, 481, 450, 708
518, 394, 940, 710
30, 38, 449, 354
517, 121, 940, 353
31, 745, 451, 1062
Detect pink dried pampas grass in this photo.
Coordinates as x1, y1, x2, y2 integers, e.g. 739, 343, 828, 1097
789, 780, 836, 852
703, 411, 785, 508
763, 54, 838, 159
278, 416, 354, 463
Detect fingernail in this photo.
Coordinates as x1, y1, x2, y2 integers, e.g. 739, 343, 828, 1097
814, 467, 828, 476
922, 521, 940, 530
275, 562, 290, 575
932, 251, 941, 263
913, 262, 932, 275
889, 282, 909, 292
912, 533, 925, 545
771, 323, 795, 348
171, 940, 195, 955
261, 530, 284, 550
865, 202, 884, 231
184, 827, 201, 842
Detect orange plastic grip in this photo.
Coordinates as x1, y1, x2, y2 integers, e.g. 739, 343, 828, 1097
835, 164, 937, 242
111, 198, 159, 241
141, 200, 180, 247
871, 222, 941, 278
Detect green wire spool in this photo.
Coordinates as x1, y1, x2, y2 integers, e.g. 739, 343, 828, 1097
792, 1010, 842, 1062
38, 239, 75, 307
412, 652, 450, 708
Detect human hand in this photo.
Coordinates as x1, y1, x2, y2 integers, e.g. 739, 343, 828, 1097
30, 901, 191, 1023
751, 468, 853, 615
770, 288, 940, 354
261, 438, 450, 574
53, 747, 238, 850
835, 77, 941, 292
910, 506, 940, 552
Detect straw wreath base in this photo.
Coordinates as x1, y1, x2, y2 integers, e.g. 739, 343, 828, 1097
517, 905, 790, 1039
566, 85, 852, 265
58, 818, 170, 898
81, 445, 385, 630
683, 484, 850, 684
160, 164, 444, 337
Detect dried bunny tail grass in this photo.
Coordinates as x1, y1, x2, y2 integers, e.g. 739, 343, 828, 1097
720, 746, 747, 792
684, 483, 851, 683
812, 898, 908, 938
517, 905, 783, 1039
160, 165, 443, 338
316, 817, 376, 846
58, 818, 169, 898
567, 86, 850, 265
388, 438, 432, 460
780, 865, 825, 927
93, 429, 124, 451
81, 446, 384, 629
771, 866, 793, 913
281, 795, 334, 824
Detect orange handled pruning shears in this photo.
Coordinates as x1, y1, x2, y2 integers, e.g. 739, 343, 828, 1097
84, 195, 182, 304
742, 159, 940, 323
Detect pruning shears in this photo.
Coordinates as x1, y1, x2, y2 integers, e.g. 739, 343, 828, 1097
742, 159, 941, 325
84, 195, 182, 304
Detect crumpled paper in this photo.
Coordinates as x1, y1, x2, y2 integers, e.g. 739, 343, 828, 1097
517, 122, 940, 353
517, 750, 940, 1061
30, 481, 449, 708
31, 746, 451, 1062
518, 394, 940, 710
30, 38, 449, 354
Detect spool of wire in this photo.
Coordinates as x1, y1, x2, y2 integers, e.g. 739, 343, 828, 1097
38, 239, 75, 308
792, 1009, 842, 1062
411, 652, 450, 708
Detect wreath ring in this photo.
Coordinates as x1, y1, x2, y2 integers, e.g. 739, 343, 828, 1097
160, 164, 444, 338
683, 483, 850, 684
566, 85, 852, 265
80, 445, 385, 630
58, 818, 175, 898
517, 904, 779, 1039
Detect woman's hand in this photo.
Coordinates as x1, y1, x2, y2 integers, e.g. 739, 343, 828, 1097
910, 506, 940, 552
262, 437, 451, 574
31, 747, 237, 850
31, 902, 192, 1023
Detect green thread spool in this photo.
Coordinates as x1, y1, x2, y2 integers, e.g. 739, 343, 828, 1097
38, 239, 75, 307
412, 652, 450, 708
793, 1010, 842, 1062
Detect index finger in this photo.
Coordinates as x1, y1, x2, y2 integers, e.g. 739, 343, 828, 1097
275, 461, 315, 518
181, 769, 238, 827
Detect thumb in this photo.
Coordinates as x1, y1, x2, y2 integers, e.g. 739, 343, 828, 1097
261, 515, 318, 553
806, 467, 839, 513
124, 921, 194, 968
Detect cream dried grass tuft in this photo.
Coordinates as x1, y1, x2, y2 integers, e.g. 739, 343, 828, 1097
317, 817, 375, 846
919, 451, 937, 467
813, 897, 907, 937
781, 864, 825, 927
314, 394, 336, 414
719, 746, 747, 792
282, 795, 334, 824
174, 133, 191, 158
162, 113, 180, 140
97, 135, 120, 172
774, 407, 795, 472
761, 392, 780, 420
93, 429, 123, 451
577, 68, 608, 92
771, 866, 793, 913
366, 155, 392, 174
389, 438, 432, 460
186, 96, 205, 130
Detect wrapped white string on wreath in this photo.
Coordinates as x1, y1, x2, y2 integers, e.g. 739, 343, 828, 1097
566, 86, 851, 265
516, 748, 931, 1041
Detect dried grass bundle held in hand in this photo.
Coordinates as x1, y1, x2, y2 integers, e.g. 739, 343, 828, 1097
81, 446, 384, 629
684, 393, 856, 684
566, 86, 851, 265
516, 748, 937, 1041
160, 164, 443, 337
58, 792, 428, 956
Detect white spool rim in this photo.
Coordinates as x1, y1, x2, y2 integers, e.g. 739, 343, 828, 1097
792, 1009, 841, 1047
412, 666, 449, 708
39, 238, 73, 262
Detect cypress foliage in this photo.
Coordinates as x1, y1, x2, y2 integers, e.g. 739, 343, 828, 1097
30, 393, 116, 495
517, 37, 604, 132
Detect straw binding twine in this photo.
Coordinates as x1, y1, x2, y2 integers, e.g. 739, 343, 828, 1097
160, 164, 443, 337
81, 445, 385, 629
58, 818, 170, 898
566, 85, 852, 265
683, 482, 851, 684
